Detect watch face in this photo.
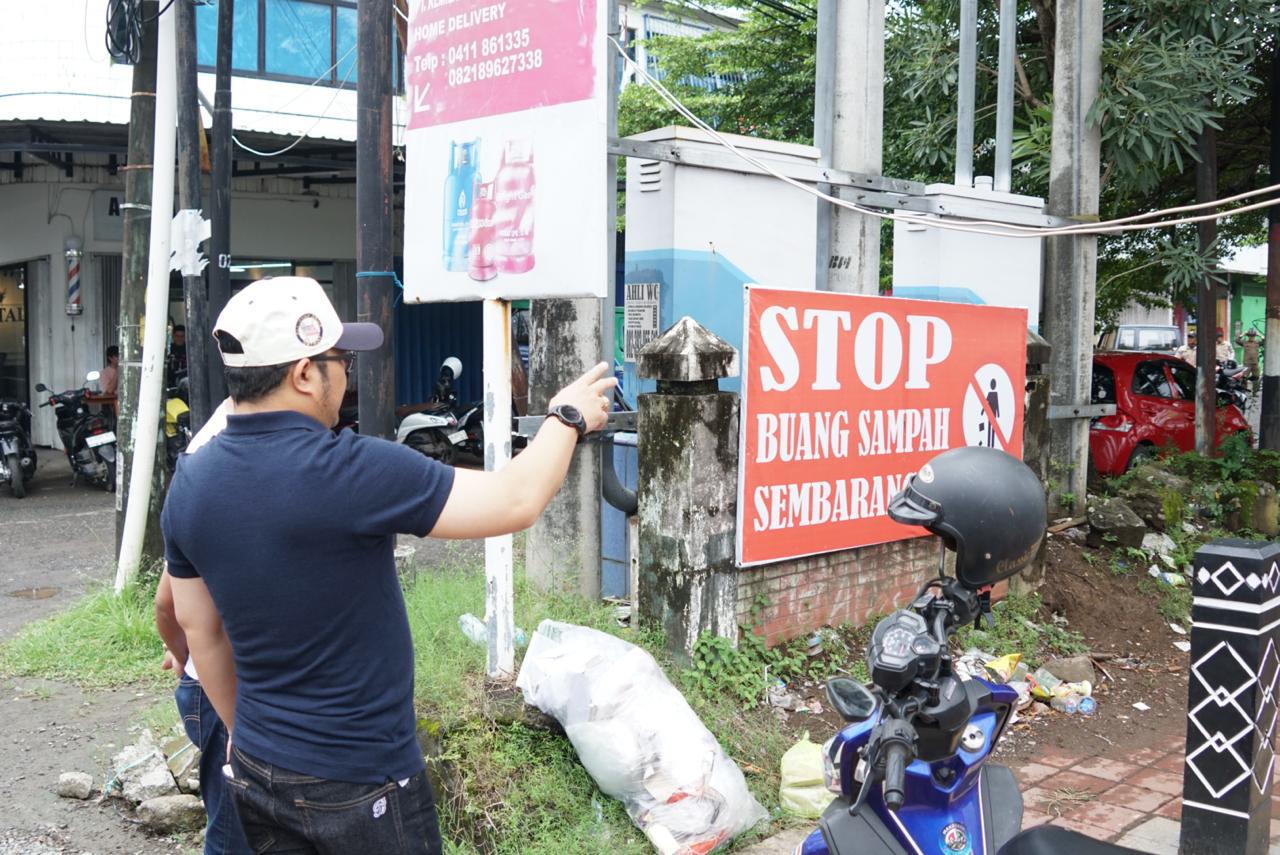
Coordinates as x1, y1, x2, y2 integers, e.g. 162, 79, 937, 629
560, 405, 582, 423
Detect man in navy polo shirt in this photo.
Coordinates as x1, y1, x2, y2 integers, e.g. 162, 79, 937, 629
162, 277, 614, 854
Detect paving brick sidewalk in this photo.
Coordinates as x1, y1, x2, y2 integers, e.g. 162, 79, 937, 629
1016, 738, 1280, 854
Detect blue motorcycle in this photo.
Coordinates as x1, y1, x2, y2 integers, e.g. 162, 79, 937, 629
799, 447, 1140, 855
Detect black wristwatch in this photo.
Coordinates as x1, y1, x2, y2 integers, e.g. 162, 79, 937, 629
548, 404, 587, 437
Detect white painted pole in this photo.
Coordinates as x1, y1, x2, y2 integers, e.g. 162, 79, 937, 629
483, 298, 515, 679
115, 5, 176, 593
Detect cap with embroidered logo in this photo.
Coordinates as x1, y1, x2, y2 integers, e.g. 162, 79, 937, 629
213, 276, 383, 368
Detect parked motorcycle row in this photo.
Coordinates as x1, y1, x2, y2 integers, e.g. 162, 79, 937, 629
3, 371, 120, 497
394, 357, 528, 464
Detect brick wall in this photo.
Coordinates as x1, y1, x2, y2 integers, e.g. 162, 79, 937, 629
737, 536, 942, 646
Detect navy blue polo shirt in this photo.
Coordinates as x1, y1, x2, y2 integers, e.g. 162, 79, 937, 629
161, 410, 455, 784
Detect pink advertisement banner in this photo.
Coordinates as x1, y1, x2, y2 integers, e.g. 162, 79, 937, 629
406, 0, 599, 130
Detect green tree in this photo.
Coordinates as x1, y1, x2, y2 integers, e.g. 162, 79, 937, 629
618, 0, 1279, 324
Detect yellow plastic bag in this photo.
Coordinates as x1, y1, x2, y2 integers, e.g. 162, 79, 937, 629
780, 732, 835, 818
984, 653, 1023, 683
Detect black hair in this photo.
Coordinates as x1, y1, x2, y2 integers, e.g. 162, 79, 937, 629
223, 363, 292, 403
173, 325, 186, 333
215, 330, 291, 403
105, 345, 119, 361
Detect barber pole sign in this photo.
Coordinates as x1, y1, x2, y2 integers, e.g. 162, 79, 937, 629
65, 250, 83, 316
737, 287, 1027, 566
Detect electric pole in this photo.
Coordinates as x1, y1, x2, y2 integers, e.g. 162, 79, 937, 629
116, 0, 165, 562
207, 0, 233, 407
813, 0, 885, 295
1041, 0, 1102, 514
1262, 50, 1280, 450
1195, 128, 1219, 455
175, 0, 211, 429
356, 0, 395, 439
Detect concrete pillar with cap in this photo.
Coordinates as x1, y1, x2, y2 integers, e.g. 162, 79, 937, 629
636, 316, 741, 664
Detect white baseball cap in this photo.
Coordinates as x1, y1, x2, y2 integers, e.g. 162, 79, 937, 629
213, 276, 383, 368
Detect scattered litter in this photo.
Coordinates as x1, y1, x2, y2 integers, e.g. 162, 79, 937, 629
1046, 786, 1096, 817
1173, 641, 1192, 653
767, 680, 798, 711
517, 621, 767, 853
1148, 567, 1187, 587
1169, 623, 1186, 635
805, 634, 824, 657
984, 653, 1022, 683
779, 733, 835, 818
1132, 701, 1151, 712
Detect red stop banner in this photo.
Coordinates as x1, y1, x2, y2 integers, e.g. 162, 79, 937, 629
737, 287, 1028, 567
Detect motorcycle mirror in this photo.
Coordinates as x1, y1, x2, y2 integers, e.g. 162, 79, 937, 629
85, 371, 101, 383
35, 383, 48, 393
827, 678, 878, 723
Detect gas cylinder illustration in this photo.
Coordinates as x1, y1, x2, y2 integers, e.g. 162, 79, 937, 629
493, 139, 535, 274
442, 140, 479, 272
467, 181, 498, 282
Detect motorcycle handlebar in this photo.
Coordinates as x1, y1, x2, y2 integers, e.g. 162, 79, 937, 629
882, 740, 909, 812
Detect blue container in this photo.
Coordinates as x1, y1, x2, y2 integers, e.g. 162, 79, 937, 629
442, 140, 479, 272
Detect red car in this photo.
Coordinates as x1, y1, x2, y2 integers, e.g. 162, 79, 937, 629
1089, 351, 1251, 476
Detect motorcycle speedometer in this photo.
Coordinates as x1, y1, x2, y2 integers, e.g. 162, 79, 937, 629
868, 610, 928, 694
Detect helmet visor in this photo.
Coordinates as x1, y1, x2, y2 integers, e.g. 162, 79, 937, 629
887, 475, 942, 527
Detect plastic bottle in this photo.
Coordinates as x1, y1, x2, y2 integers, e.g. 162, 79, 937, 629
457, 613, 527, 647
1050, 693, 1081, 714
493, 139, 535, 273
1077, 696, 1097, 716
458, 613, 487, 645
442, 140, 479, 272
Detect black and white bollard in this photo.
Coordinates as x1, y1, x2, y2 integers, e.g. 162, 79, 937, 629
1180, 539, 1280, 855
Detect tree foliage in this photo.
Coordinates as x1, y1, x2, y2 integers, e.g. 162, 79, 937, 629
618, 0, 1279, 326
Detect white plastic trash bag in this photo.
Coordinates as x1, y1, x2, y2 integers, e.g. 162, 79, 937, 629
517, 620, 768, 854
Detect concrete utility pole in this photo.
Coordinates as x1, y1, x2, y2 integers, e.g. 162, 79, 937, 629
116, 0, 165, 561
1040, 0, 1102, 513
206, 0, 232, 407
813, 0, 884, 295
526, 0, 619, 601
1195, 128, 1219, 455
1261, 52, 1280, 450
175, 0, 211, 429
527, 299, 603, 599
356, 0, 396, 439
118, 0, 179, 590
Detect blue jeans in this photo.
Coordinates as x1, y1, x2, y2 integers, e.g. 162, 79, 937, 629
175, 677, 252, 855
226, 745, 443, 855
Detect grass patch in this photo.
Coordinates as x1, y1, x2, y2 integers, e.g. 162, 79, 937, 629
953, 593, 1089, 666
401, 563, 788, 852
1139, 577, 1192, 624
0, 580, 164, 687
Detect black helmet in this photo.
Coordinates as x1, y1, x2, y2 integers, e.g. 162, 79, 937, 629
888, 447, 1046, 588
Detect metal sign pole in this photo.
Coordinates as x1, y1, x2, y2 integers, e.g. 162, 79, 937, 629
483, 297, 515, 680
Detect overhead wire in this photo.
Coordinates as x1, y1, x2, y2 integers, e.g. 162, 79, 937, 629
613, 37, 1280, 239
228, 42, 358, 158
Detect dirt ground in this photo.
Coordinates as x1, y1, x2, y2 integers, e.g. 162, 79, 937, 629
779, 529, 1188, 763
0, 516, 1188, 851
0, 678, 189, 855
1012, 534, 1188, 760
